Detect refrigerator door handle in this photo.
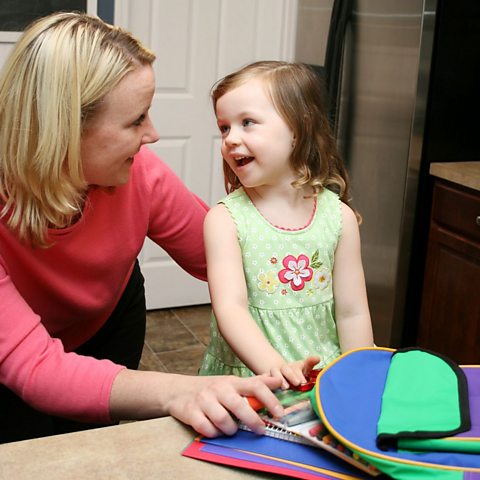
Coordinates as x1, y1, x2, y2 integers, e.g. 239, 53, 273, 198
324, 0, 356, 130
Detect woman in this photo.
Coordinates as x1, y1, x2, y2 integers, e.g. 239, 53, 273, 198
0, 12, 282, 443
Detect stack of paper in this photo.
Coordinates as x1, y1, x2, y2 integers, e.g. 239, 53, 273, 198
182, 429, 379, 479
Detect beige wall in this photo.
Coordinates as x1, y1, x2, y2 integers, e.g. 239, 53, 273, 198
295, 0, 333, 65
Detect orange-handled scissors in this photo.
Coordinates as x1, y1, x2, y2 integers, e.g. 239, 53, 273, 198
245, 368, 322, 410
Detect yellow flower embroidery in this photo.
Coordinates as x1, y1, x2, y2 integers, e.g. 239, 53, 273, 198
258, 271, 280, 294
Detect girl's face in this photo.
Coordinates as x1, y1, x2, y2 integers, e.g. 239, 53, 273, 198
215, 78, 295, 190
81, 64, 160, 187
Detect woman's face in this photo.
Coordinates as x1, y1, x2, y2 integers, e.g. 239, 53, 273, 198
80, 64, 159, 187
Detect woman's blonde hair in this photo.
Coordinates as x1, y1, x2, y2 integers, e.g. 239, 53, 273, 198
0, 12, 156, 247
212, 61, 356, 213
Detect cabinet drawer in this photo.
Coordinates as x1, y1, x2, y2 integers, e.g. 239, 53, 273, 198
431, 180, 480, 242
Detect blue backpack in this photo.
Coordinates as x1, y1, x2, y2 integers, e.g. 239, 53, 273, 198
310, 347, 480, 480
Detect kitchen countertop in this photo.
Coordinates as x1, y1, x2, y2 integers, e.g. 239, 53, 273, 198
430, 161, 480, 192
0, 417, 276, 479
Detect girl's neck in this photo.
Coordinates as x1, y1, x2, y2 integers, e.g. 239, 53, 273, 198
244, 185, 315, 230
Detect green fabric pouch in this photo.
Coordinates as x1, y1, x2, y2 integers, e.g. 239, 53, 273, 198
376, 348, 471, 452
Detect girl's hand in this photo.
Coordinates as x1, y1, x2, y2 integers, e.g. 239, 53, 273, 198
270, 355, 320, 389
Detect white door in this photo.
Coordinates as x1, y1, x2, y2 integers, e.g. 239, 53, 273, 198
115, 0, 298, 309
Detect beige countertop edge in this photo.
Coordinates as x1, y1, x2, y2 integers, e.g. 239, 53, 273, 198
0, 417, 271, 479
430, 161, 480, 192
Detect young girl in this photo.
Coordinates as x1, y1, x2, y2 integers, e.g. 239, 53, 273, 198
199, 61, 374, 388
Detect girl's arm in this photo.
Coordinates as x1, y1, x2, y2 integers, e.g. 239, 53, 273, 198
204, 205, 312, 386
333, 203, 375, 352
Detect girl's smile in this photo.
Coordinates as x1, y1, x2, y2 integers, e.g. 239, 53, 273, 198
215, 78, 295, 190
234, 155, 254, 167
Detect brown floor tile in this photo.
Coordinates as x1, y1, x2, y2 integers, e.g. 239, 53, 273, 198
141, 305, 212, 375
156, 344, 207, 376
139, 343, 168, 372
145, 309, 199, 353
172, 304, 212, 346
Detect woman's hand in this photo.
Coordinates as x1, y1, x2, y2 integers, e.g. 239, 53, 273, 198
269, 355, 320, 389
165, 374, 284, 437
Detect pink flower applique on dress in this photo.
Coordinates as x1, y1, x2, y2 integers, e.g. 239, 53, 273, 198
278, 254, 313, 291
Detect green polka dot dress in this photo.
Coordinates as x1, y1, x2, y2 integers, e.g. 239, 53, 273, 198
199, 187, 342, 377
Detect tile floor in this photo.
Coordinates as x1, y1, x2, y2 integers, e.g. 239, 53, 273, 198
139, 304, 212, 376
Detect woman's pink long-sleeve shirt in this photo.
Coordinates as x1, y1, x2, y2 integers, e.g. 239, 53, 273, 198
0, 147, 208, 423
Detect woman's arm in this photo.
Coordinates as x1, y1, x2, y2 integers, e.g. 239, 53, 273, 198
333, 203, 375, 352
0, 265, 284, 436
109, 369, 283, 437
144, 148, 209, 281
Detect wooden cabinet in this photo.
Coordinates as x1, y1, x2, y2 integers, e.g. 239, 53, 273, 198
417, 178, 480, 364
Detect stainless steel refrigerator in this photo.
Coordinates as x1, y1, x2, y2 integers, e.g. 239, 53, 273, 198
314, 0, 479, 347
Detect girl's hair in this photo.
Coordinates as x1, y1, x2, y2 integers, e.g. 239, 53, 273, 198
0, 12, 156, 247
212, 61, 356, 214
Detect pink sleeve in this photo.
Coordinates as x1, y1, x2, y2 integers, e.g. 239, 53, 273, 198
144, 150, 209, 281
0, 268, 124, 423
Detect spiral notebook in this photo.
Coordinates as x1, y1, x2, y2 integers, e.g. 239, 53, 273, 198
240, 388, 380, 476
239, 420, 312, 445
